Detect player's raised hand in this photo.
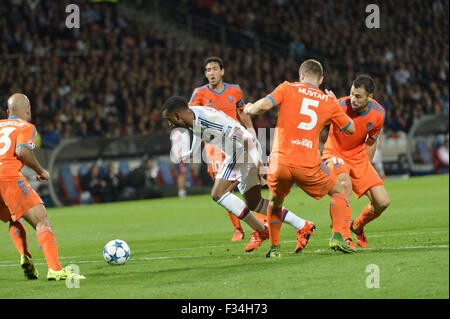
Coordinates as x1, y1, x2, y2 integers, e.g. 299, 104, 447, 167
243, 103, 254, 114
36, 169, 50, 182
325, 89, 337, 102
205, 101, 216, 108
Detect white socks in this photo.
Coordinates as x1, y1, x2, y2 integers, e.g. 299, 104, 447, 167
254, 198, 306, 231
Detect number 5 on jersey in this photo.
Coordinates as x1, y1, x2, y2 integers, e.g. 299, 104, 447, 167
297, 98, 319, 130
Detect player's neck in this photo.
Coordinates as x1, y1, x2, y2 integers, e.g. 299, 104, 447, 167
209, 81, 224, 92
354, 101, 371, 115
301, 79, 319, 88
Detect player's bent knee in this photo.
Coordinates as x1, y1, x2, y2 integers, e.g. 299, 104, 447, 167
373, 197, 390, 213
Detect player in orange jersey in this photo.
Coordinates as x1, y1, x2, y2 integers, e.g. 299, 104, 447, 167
0, 93, 85, 281
323, 75, 391, 249
189, 56, 265, 241
244, 59, 356, 257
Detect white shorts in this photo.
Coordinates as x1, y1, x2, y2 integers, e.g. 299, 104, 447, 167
216, 160, 263, 194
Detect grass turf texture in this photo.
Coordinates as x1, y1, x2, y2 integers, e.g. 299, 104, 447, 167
0, 175, 448, 299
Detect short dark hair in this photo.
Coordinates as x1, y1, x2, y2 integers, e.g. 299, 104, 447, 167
162, 96, 188, 113
353, 75, 375, 95
204, 56, 224, 70
299, 59, 323, 80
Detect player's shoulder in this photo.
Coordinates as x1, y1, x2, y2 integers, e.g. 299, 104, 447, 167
225, 83, 242, 91
337, 96, 351, 107
192, 84, 209, 94
370, 99, 386, 118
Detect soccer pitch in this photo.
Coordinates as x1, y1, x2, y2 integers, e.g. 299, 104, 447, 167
0, 175, 448, 299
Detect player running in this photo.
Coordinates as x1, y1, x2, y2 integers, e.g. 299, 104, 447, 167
188, 57, 261, 241
244, 59, 356, 257
0, 93, 85, 281
323, 75, 390, 250
162, 96, 316, 254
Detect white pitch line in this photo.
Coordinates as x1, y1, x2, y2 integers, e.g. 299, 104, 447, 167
0, 245, 447, 268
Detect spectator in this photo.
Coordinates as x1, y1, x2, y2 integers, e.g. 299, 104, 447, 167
436, 138, 449, 168
103, 163, 122, 201
80, 164, 109, 202
123, 159, 162, 199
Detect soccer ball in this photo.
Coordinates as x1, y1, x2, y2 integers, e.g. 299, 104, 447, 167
103, 239, 130, 265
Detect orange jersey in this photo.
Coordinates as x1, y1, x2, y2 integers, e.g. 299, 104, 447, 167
267, 81, 351, 169
324, 96, 385, 160
0, 117, 37, 181
188, 82, 244, 121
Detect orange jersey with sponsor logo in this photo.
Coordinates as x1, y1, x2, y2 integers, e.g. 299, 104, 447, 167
188, 83, 244, 121
324, 96, 385, 160
0, 117, 37, 180
267, 81, 351, 169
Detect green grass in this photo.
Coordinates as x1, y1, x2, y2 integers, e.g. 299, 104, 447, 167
0, 175, 448, 299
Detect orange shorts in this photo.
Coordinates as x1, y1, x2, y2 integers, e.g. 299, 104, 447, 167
0, 177, 44, 223
266, 159, 337, 200
322, 150, 383, 198
205, 143, 226, 180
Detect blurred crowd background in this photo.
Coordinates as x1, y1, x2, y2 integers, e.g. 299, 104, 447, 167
1, 0, 448, 150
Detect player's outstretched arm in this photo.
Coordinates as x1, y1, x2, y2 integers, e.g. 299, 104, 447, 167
244, 97, 274, 115
15, 145, 50, 181
237, 109, 257, 138
325, 89, 338, 102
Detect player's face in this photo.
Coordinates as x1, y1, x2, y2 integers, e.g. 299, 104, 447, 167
350, 86, 372, 112
162, 110, 188, 129
204, 62, 224, 86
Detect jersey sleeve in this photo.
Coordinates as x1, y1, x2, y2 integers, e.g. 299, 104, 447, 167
368, 115, 385, 140
16, 125, 37, 150
188, 88, 203, 106
235, 86, 245, 110
266, 81, 287, 107
330, 100, 352, 132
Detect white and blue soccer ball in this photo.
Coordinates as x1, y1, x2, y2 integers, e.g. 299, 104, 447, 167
103, 239, 130, 265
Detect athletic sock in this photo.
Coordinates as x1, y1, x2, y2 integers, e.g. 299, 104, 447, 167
36, 227, 62, 271
227, 211, 243, 230
343, 204, 353, 239
267, 203, 283, 246
282, 208, 306, 231
330, 193, 350, 234
9, 220, 31, 258
353, 204, 381, 233
217, 192, 264, 231
254, 198, 305, 231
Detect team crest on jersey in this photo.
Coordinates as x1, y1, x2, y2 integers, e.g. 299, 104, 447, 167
366, 122, 374, 131
228, 96, 234, 103
27, 139, 35, 149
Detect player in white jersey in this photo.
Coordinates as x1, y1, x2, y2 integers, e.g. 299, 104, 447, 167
162, 96, 317, 254
170, 129, 191, 198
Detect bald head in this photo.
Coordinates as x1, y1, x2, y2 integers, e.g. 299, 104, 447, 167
7, 93, 31, 121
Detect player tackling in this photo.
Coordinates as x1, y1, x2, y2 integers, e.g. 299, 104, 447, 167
323, 75, 391, 250
162, 96, 316, 254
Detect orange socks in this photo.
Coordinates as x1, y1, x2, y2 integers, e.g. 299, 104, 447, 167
254, 212, 268, 225
342, 205, 353, 239
353, 204, 381, 233
267, 204, 283, 246
36, 227, 62, 271
330, 193, 350, 234
227, 211, 242, 230
9, 220, 31, 258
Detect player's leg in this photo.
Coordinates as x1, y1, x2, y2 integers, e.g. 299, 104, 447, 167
211, 178, 266, 232
207, 144, 244, 240
349, 160, 388, 247
243, 185, 314, 253
22, 203, 85, 281
177, 162, 187, 198
351, 184, 390, 247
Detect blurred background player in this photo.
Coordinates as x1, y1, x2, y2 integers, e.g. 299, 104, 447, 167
323, 75, 391, 249
372, 130, 386, 180
0, 93, 85, 281
188, 56, 265, 241
162, 97, 315, 254
170, 128, 191, 198
244, 59, 356, 257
